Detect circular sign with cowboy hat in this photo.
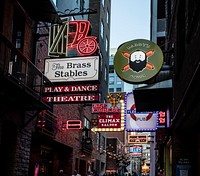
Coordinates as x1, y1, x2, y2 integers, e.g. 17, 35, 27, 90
114, 39, 163, 83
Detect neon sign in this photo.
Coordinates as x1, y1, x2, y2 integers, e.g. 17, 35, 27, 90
43, 94, 99, 103
128, 135, 148, 144
125, 92, 158, 132
92, 103, 121, 113
62, 120, 82, 130
67, 20, 98, 56
98, 114, 121, 128
91, 100, 125, 132
158, 111, 166, 124
43, 84, 99, 93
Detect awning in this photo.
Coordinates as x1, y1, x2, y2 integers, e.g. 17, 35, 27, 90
17, 0, 61, 23
133, 80, 172, 112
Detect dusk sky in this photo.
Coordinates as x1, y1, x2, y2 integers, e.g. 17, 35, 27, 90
110, 0, 151, 49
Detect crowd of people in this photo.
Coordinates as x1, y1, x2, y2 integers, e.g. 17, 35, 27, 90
102, 171, 137, 176
57, 169, 139, 176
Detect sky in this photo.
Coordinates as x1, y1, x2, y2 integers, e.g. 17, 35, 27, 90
110, 0, 151, 49
110, 0, 151, 92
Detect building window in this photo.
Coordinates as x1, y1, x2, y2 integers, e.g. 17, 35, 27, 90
104, 66, 108, 81
13, 7, 25, 51
83, 117, 90, 129
101, 21, 104, 39
105, 37, 109, 52
109, 68, 114, 73
102, 0, 104, 7
116, 88, 122, 92
82, 116, 91, 140
99, 53, 103, 72
116, 77, 122, 84
109, 88, 114, 92
106, 10, 109, 24
101, 135, 106, 152
96, 132, 100, 150
109, 76, 114, 84
109, 54, 114, 65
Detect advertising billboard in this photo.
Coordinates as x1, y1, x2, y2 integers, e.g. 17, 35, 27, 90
125, 92, 158, 131
44, 56, 99, 82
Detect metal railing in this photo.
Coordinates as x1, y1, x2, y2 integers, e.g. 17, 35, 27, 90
0, 33, 53, 108
36, 110, 58, 138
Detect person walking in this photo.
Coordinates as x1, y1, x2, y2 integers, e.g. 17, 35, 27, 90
58, 169, 66, 176
72, 170, 81, 176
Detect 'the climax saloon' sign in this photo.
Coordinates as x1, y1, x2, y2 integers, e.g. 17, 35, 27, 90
44, 56, 99, 82
91, 93, 125, 132
114, 39, 163, 83
97, 114, 121, 128
125, 92, 158, 131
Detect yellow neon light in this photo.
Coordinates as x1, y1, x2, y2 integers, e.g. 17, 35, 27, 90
91, 100, 125, 132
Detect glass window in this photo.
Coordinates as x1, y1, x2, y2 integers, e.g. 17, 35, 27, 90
96, 132, 100, 150
82, 116, 91, 140
109, 68, 114, 73
104, 66, 108, 81
109, 88, 114, 92
101, 21, 104, 39
109, 54, 114, 65
102, 0, 104, 7
105, 37, 109, 52
83, 117, 90, 129
106, 10, 109, 24
109, 76, 114, 84
116, 77, 122, 84
116, 88, 122, 92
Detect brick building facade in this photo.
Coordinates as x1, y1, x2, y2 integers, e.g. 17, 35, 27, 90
0, 0, 109, 176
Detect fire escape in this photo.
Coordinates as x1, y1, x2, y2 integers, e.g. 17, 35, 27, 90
0, 0, 62, 137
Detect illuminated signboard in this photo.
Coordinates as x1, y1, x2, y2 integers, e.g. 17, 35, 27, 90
62, 120, 82, 130
43, 84, 99, 93
44, 56, 99, 82
125, 92, 158, 131
98, 114, 121, 128
43, 94, 99, 103
114, 39, 163, 83
129, 145, 142, 157
91, 100, 125, 132
92, 103, 121, 113
48, 20, 98, 57
66, 120, 82, 130
67, 20, 98, 56
158, 111, 166, 128
128, 135, 148, 144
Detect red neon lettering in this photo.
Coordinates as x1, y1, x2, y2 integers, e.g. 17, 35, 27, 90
66, 120, 82, 130
159, 118, 165, 124
68, 20, 98, 56
159, 111, 165, 118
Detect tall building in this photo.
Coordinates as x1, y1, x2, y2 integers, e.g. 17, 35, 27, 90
56, 0, 110, 101
0, 0, 61, 175
154, 0, 200, 175
0, 0, 111, 176
109, 48, 125, 93
48, 0, 111, 175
